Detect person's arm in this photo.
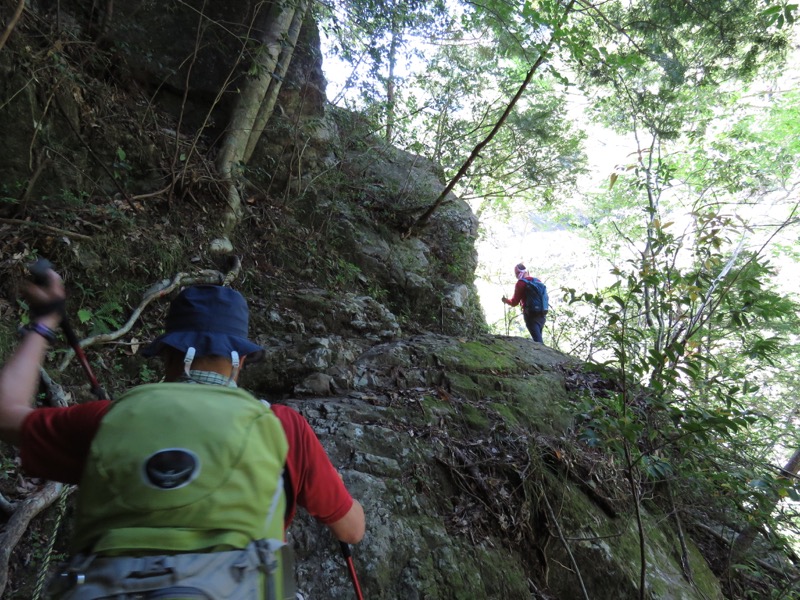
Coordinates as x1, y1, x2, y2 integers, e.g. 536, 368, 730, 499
502, 279, 526, 308
0, 270, 65, 445
328, 498, 365, 544
274, 405, 366, 543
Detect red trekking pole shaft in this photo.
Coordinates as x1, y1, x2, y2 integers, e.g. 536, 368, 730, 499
60, 318, 108, 400
29, 259, 109, 400
339, 542, 364, 600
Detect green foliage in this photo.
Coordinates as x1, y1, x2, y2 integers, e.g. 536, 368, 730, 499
139, 362, 158, 384
330, 258, 363, 289
565, 129, 800, 573
112, 147, 131, 181
318, 0, 449, 138
322, 0, 588, 215
56, 188, 90, 208
77, 302, 124, 336
411, 45, 587, 217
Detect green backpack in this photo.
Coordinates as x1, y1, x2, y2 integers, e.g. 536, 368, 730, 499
49, 382, 291, 600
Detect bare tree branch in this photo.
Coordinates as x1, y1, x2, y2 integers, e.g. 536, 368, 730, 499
57, 259, 240, 370
0, 0, 25, 51
405, 0, 577, 236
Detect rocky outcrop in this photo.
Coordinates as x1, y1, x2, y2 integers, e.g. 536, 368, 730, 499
251, 334, 723, 599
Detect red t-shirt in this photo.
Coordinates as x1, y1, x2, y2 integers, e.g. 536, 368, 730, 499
19, 400, 353, 529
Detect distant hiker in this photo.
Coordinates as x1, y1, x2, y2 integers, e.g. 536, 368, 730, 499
0, 268, 365, 599
502, 263, 549, 344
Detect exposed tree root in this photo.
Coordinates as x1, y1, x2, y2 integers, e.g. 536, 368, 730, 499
0, 482, 68, 597
57, 261, 240, 370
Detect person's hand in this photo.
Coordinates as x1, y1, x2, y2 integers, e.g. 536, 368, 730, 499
501, 296, 508, 305
23, 268, 66, 329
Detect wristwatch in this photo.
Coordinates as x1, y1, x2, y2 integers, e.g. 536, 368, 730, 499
19, 322, 57, 343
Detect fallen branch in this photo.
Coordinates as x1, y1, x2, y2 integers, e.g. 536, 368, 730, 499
542, 491, 590, 600
131, 186, 171, 201
666, 483, 694, 584
0, 0, 25, 51
0, 218, 92, 241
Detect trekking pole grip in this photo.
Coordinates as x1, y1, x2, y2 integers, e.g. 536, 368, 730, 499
29, 258, 55, 287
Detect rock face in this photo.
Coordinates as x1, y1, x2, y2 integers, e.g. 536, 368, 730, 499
0, 4, 728, 600
252, 334, 722, 599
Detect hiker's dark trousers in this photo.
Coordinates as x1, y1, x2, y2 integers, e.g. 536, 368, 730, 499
524, 311, 547, 344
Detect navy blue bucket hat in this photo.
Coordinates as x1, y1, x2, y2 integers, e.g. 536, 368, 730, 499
141, 285, 263, 358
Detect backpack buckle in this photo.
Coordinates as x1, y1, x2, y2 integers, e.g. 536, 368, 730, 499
50, 554, 95, 594
254, 539, 279, 573
129, 555, 175, 578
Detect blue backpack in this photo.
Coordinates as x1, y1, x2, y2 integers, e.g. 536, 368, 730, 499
522, 278, 549, 314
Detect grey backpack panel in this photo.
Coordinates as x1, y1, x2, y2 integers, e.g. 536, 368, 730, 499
48, 540, 295, 600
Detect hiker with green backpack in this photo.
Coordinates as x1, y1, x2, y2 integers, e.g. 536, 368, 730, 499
502, 263, 549, 344
0, 266, 365, 599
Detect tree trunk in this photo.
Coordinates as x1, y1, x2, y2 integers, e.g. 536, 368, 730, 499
243, 0, 309, 164
385, 13, 399, 144
215, 0, 308, 243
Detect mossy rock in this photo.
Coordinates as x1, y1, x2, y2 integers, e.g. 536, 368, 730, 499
436, 340, 522, 373
540, 469, 723, 600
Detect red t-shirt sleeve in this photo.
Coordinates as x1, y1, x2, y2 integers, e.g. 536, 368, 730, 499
19, 401, 111, 484
272, 404, 354, 528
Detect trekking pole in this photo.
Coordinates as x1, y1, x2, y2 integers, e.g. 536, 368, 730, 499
503, 301, 509, 336
29, 259, 109, 400
339, 542, 364, 600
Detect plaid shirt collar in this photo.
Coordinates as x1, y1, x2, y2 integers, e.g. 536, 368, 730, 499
179, 370, 238, 388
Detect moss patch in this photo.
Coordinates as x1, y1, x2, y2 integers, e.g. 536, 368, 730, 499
489, 402, 520, 426
460, 404, 491, 430
446, 372, 484, 401
437, 340, 521, 373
